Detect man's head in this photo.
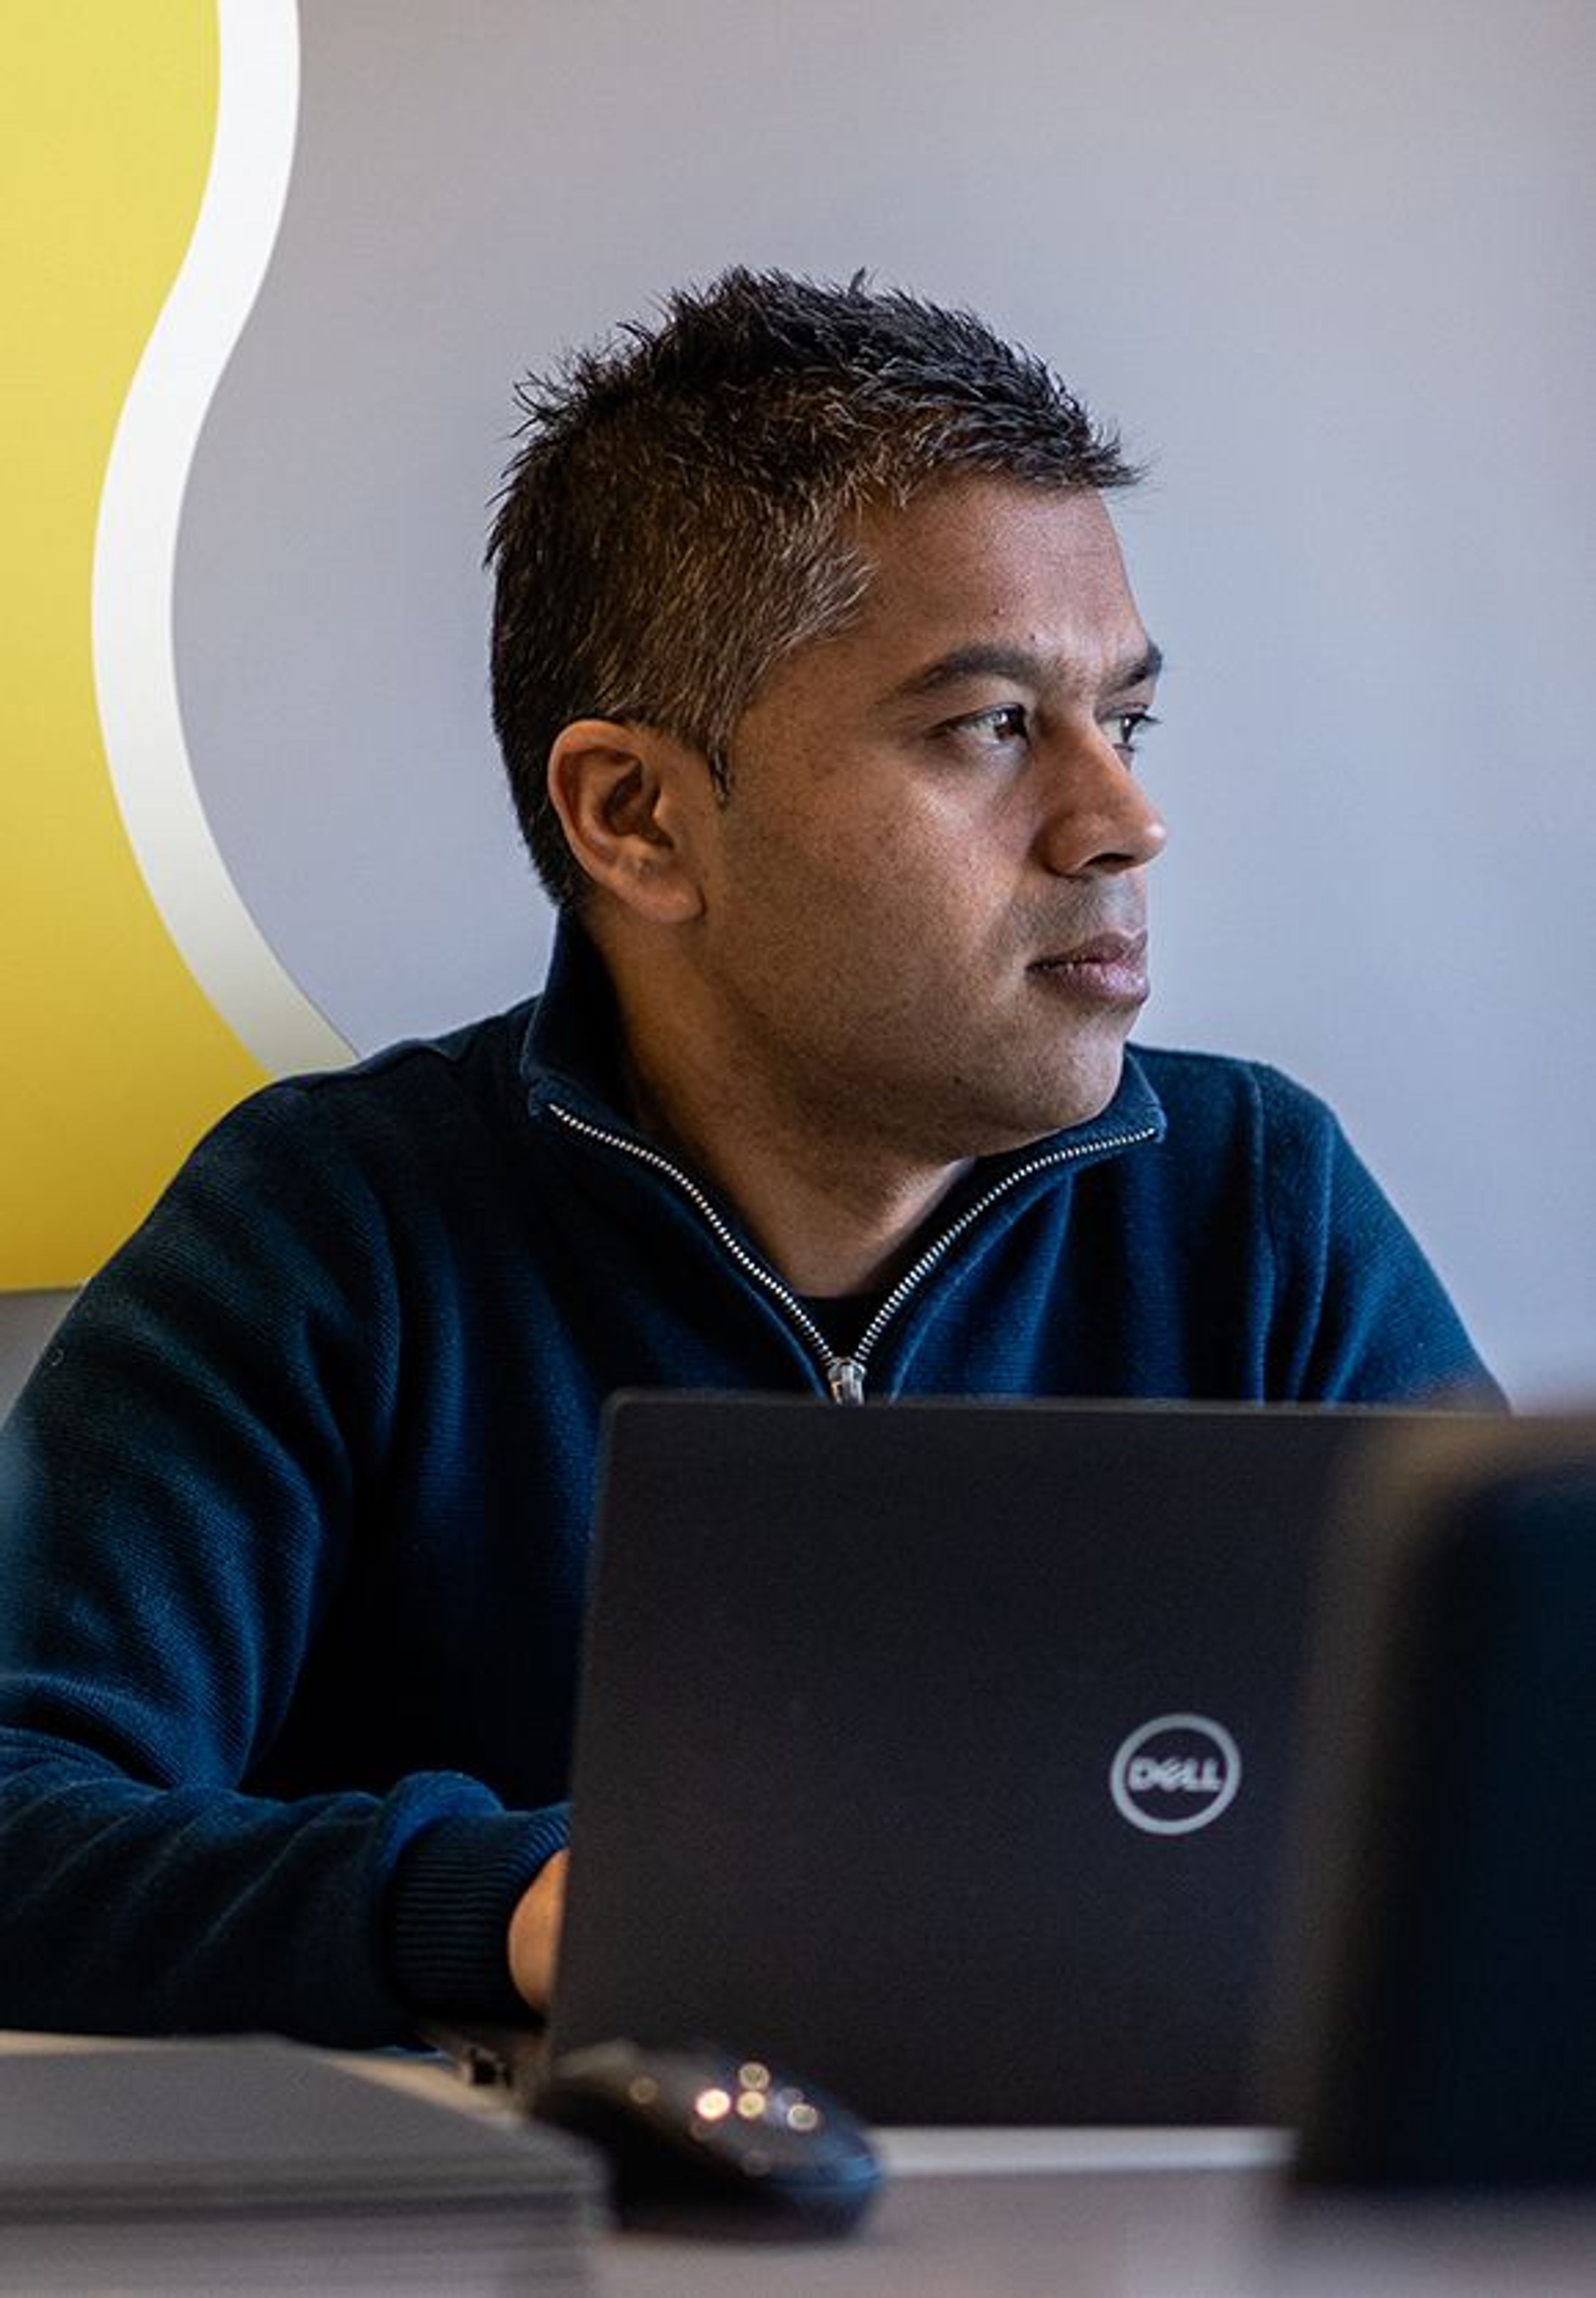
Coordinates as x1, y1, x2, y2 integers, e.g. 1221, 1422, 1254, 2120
488, 268, 1140, 908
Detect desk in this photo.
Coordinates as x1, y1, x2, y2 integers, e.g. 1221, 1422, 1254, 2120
597, 2130, 1280, 2298
591, 2138, 1596, 2298
369, 2069, 1596, 2298
9, 2044, 1596, 2295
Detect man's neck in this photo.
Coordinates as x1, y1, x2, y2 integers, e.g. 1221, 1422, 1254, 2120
619, 1043, 969, 1299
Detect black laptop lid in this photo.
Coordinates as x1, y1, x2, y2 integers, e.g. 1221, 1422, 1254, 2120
549, 1395, 1450, 2125
1277, 1416, 1596, 2187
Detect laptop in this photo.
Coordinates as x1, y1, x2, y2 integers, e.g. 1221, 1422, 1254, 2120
547, 1393, 1476, 2126
1274, 1414, 1596, 2187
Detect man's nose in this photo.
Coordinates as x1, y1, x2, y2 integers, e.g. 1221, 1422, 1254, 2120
1036, 727, 1167, 877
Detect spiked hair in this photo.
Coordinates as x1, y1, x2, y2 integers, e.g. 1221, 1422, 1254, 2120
488, 268, 1139, 906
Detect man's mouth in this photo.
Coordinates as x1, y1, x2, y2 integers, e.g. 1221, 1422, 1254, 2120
1030, 932, 1149, 1004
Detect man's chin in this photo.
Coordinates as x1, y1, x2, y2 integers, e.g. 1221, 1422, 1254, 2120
964, 1045, 1132, 1159
1043, 1032, 1134, 1131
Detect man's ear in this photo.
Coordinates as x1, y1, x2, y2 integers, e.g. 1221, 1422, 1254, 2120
545, 720, 709, 924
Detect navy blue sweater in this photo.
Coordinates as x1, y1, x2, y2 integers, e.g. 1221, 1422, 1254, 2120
0, 925, 1497, 2042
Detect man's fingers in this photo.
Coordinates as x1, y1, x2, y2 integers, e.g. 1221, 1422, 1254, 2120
507, 1848, 570, 2011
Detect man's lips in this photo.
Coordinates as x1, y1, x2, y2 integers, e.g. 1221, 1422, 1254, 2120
1029, 931, 1149, 1002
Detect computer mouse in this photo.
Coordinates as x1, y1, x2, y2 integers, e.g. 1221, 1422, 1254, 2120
530, 2037, 883, 2238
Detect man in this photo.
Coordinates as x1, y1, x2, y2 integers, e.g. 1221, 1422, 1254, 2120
0, 270, 1496, 2046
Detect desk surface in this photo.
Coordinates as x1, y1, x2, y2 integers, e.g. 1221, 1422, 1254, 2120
590, 2148, 1596, 2298
367, 2062, 1596, 2298
7, 2041, 1596, 2296
599, 2149, 1272, 2298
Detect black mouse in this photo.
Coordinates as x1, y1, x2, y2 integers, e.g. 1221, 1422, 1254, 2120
530, 2037, 883, 2238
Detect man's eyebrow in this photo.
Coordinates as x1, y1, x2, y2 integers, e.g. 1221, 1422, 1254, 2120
885, 638, 1163, 703
1115, 640, 1163, 692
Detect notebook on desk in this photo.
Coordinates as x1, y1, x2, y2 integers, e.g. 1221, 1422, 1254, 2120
0, 2039, 596, 2295
547, 1393, 1479, 2127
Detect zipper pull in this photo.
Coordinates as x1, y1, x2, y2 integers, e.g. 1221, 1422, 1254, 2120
827, 1356, 867, 1404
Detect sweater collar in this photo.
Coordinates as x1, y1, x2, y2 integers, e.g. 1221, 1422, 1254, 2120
520, 912, 1167, 1172
520, 913, 633, 1120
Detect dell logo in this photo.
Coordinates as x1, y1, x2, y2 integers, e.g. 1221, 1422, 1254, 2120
1109, 1714, 1241, 1836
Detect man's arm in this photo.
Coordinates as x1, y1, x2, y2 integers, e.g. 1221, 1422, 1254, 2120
0, 1085, 566, 2042
1251, 1063, 1505, 1407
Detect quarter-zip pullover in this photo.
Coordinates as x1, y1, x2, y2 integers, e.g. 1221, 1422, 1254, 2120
0, 922, 1498, 2043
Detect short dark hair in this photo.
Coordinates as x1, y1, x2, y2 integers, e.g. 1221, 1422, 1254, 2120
487, 268, 1139, 907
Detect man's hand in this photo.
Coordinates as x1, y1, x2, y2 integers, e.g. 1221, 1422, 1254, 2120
507, 1849, 569, 2013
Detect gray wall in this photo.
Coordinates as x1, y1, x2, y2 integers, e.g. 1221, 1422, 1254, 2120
0, 1294, 73, 1422
171, 0, 1596, 1401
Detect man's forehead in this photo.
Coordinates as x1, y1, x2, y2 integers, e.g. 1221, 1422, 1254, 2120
851, 474, 1131, 590
838, 479, 1151, 685
855, 468, 1122, 544
883, 636, 1162, 708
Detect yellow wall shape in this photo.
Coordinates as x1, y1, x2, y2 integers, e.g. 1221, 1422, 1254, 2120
1, 3, 267, 1287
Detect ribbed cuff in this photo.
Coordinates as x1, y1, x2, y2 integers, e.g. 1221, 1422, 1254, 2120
386, 1805, 570, 2020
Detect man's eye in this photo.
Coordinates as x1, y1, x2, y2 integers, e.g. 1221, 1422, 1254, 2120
1107, 709, 1160, 763
955, 704, 1030, 748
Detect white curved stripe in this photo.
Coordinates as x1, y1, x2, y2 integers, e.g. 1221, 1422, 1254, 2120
93, 0, 351, 1073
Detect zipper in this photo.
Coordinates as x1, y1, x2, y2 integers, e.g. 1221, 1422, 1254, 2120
547, 1101, 1159, 1403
